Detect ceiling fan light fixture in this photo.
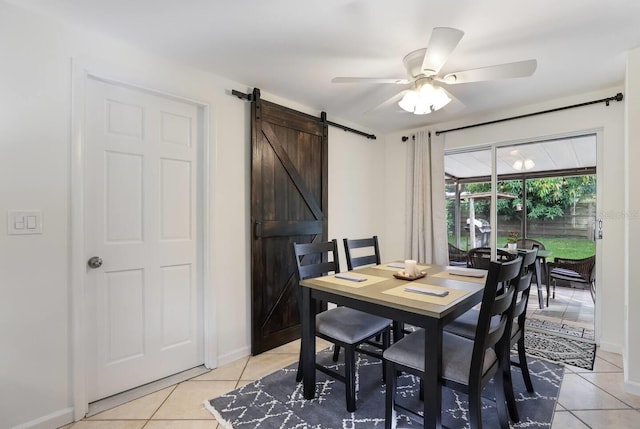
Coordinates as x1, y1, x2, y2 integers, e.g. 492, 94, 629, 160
512, 158, 535, 171
398, 82, 451, 115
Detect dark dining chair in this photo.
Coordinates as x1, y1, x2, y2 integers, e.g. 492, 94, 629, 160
467, 246, 518, 269
343, 235, 381, 270
343, 235, 407, 340
293, 239, 391, 412
445, 249, 538, 422
383, 257, 523, 429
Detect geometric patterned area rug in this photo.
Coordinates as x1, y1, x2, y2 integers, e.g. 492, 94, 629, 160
206, 347, 564, 429
521, 328, 596, 370
525, 317, 595, 341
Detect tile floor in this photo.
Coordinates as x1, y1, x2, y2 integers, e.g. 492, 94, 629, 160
61, 287, 640, 429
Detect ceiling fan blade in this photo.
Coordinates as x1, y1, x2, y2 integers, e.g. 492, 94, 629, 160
440, 87, 466, 113
332, 77, 411, 84
421, 27, 464, 76
364, 90, 408, 113
440, 59, 537, 84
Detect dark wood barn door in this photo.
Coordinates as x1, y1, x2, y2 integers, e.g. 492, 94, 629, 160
250, 90, 328, 355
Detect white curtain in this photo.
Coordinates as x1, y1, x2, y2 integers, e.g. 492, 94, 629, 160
404, 130, 448, 264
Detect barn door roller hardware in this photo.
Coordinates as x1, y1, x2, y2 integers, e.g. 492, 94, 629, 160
231, 88, 376, 140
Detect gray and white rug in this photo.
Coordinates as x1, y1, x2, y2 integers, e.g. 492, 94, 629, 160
206, 348, 564, 429
525, 317, 595, 341
521, 328, 596, 370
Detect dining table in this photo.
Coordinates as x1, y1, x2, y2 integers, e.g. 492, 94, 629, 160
513, 248, 551, 308
535, 249, 552, 307
299, 261, 488, 429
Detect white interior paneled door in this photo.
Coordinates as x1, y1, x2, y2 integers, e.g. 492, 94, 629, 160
84, 77, 203, 402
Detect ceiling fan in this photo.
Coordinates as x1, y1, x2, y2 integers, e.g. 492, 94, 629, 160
332, 27, 537, 115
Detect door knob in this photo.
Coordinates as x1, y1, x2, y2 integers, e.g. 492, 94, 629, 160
87, 256, 103, 269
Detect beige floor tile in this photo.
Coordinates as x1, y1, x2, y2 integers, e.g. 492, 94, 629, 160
567, 356, 624, 373
579, 372, 640, 408
87, 387, 174, 420
558, 373, 630, 410
192, 357, 249, 381
551, 411, 590, 429
144, 420, 219, 429
264, 339, 301, 354
152, 380, 236, 420
235, 379, 255, 389
67, 422, 146, 429
240, 352, 298, 380
572, 409, 640, 428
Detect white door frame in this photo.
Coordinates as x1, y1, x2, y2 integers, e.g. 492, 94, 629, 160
70, 59, 216, 420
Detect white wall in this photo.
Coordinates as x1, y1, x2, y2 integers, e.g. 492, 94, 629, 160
328, 129, 386, 268
383, 86, 630, 374
0, 3, 384, 428
625, 47, 640, 394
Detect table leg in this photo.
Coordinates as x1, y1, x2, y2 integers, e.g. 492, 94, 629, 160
301, 286, 316, 399
534, 257, 545, 309
392, 321, 404, 342
541, 258, 550, 307
423, 322, 442, 429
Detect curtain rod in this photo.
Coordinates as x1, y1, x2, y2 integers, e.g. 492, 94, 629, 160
434, 92, 624, 136
231, 89, 377, 140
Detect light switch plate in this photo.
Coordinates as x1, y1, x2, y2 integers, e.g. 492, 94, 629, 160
7, 210, 43, 235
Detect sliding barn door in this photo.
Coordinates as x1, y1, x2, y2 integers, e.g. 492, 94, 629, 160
250, 89, 328, 355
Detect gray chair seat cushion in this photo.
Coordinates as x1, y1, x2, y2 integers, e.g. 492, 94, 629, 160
550, 267, 586, 282
383, 328, 497, 385
445, 309, 511, 338
316, 306, 391, 344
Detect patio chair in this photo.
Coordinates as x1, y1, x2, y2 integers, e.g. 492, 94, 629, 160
547, 255, 596, 302
448, 242, 468, 266
293, 239, 391, 412
515, 238, 546, 250
383, 257, 523, 429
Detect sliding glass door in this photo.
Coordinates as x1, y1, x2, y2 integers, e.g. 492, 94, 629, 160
446, 135, 597, 258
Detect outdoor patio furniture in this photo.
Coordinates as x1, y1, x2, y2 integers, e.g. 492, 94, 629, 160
515, 238, 546, 250
547, 255, 596, 303
467, 247, 518, 269
448, 242, 468, 266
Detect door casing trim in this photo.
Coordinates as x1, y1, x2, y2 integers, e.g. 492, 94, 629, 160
70, 59, 216, 420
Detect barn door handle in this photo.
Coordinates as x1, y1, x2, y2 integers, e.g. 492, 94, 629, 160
254, 221, 262, 239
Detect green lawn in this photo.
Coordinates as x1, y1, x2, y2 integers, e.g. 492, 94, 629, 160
450, 236, 595, 260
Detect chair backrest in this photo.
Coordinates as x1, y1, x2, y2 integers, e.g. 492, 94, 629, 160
471, 257, 522, 376
512, 270, 534, 338
343, 236, 381, 270
516, 238, 546, 250
448, 242, 468, 264
467, 247, 517, 269
293, 239, 340, 280
517, 248, 538, 274
552, 254, 596, 283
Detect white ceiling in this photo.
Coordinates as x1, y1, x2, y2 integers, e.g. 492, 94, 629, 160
13, 0, 640, 133
445, 134, 596, 179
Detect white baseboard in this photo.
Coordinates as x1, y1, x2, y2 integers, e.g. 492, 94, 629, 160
598, 340, 623, 354
624, 378, 640, 396
11, 407, 73, 429
216, 345, 250, 367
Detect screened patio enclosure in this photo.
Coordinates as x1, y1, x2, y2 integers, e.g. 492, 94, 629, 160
445, 134, 597, 262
